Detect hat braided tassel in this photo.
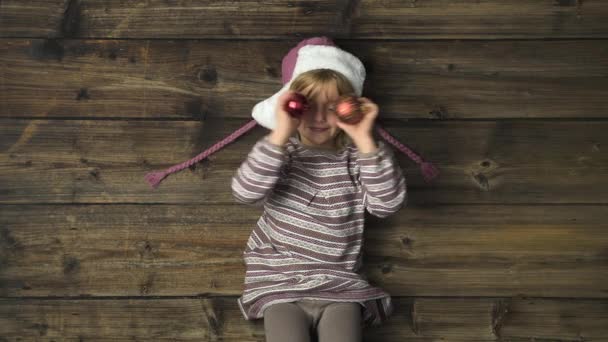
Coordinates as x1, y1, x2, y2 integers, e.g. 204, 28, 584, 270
144, 119, 258, 189
144, 120, 439, 189
375, 125, 440, 183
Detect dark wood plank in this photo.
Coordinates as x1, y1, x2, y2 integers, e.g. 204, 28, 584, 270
410, 297, 608, 341
1, 297, 606, 341
1, 1, 607, 39
1, 204, 606, 297
0, 0, 68, 38
1, 119, 607, 204
2, 39, 607, 119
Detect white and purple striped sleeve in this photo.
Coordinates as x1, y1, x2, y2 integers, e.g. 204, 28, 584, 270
357, 140, 407, 218
231, 136, 287, 206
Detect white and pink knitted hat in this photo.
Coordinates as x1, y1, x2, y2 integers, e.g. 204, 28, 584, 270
252, 36, 364, 130
145, 36, 439, 189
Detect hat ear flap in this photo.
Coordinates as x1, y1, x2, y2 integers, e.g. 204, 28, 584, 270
252, 82, 292, 130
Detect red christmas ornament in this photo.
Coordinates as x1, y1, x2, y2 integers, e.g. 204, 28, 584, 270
283, 92, 309, 117
334, 95, 364, 124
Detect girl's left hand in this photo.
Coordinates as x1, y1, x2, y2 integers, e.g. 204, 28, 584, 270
335, 97, 379, 141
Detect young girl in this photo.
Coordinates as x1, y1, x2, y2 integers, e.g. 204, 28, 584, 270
232, 37, 407, 342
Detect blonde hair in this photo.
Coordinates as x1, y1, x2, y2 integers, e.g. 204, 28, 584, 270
288, 69, 355, 151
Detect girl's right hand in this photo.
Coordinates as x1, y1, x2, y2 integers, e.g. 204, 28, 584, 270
270, 91, 304, 144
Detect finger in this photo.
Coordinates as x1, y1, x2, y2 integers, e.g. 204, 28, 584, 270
361, 104, 375, 116
359, 97, 374, 104
280, 90, 295, 101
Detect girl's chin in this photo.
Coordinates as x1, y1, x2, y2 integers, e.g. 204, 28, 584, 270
304, 137, 335, 148
299, 130, 337, 147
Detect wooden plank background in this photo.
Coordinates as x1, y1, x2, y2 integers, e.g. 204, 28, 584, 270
1, 1, 607, 341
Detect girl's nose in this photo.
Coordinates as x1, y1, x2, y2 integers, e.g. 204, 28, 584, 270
313, 107, 327, 122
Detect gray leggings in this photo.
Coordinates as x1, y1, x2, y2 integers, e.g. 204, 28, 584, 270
263, 299, 362, 342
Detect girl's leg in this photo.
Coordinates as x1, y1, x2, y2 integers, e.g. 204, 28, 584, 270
316, 302, 362, 342
263, 302, 312, 342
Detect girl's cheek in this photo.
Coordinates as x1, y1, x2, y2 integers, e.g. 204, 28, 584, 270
327, 113, 338, 125
297, 120, 306, 130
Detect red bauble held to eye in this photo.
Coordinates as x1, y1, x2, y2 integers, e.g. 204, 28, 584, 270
335, 95, 364, 124
283, 92, 310, 118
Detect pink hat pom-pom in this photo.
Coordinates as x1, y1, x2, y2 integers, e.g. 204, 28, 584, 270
144, 170, 169, 189
420, 161, 440, 183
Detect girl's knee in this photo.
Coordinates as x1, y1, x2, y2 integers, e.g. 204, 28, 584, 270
318, 302, 363, 329
317, 303, 362, 342
264, 302, 311, 342
264, 302, 307, 320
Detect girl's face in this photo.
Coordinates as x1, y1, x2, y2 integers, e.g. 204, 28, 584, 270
296, 83, 341, 149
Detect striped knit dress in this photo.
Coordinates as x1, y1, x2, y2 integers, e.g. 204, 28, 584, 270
231, 134, 407, 327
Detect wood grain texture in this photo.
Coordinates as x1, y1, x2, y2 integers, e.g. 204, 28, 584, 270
2, 39, 607, 119
1, 297, 606, 341
1, 204, 606, 297
1, 119, 606, 204
2, 1, 607, 341
1, 0, 607, 39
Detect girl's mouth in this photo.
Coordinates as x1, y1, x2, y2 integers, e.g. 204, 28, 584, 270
310, 127, 329, 132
